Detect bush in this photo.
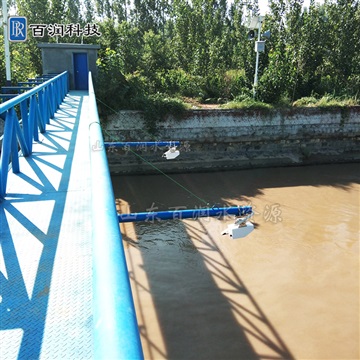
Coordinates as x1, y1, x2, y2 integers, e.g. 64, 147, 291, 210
95, 48, 130, 116
221, 95, 273, 110
159, 68, 203, 98
345, 75, 360, 98
256, 73, 283, 104
223, 69, 248, 99
316, 74, 339, 96
140, 93, 187, 134
292, 96, 318, 107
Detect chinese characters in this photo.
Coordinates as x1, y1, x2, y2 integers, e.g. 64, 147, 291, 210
29, 23, 101, 38
121, 202, 283, 224
104, 140, 191, 155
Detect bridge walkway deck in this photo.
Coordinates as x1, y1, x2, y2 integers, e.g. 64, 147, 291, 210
0, 91, 93, 359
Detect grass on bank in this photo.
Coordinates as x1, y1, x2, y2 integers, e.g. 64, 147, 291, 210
181, 94, 359, 111
220, 96, 274, 110
221, 94, 359, 110
292, 94, 359, 108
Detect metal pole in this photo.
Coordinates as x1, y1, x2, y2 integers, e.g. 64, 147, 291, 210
253, 17, 262, 99
105, 141, 180, 148
118, 206, 253, 223
2, 0, 11, 84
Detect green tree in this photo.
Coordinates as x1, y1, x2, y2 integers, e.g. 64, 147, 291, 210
95, 0, 129, 22
0, 34, 37, 85
132, 0, 161, 33
116, 21, 143, 74
295, 1, 330, 97
319, 0, 360, 96
171, 0, 195, 73
141, 29, 171, 91
83, 0, 95, 23
257, 0, 288, 102
65, 0, 82, 24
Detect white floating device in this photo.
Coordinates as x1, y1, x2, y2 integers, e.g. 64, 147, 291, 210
221, 213, 254, 239
162, 147, 180, 160
222, 222, 254, 239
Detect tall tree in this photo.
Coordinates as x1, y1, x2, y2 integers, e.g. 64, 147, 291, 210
321, 0, 360, 95
257, 0, 288, 101
296, 0, 329, 96
66, 0, 82, 24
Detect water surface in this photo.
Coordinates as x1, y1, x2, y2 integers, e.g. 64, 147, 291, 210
112, 163, 359, 360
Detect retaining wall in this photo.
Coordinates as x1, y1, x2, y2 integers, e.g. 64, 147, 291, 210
103, 107, 360, 174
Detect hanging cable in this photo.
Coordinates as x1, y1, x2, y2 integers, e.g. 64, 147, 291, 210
98, 98, 209, 206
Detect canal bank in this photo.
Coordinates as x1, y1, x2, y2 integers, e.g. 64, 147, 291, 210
103, 106, 360, 174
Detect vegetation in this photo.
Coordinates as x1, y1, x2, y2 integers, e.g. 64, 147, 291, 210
221, 95, 274, 110
1, 0, 360, 124
292, 94, 359, 108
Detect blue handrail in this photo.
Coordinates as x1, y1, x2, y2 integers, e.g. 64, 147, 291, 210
88, 72, 144, 360
0, 71, 68, 198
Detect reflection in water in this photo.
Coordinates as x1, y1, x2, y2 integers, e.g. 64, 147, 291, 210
112, 164, 359, 360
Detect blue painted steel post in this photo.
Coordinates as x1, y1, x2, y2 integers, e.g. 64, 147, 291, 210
104, 141, 181, 148
10, 116, 20, 173
88, 72, 144, 360
118, 206, 253, 223
20, 99, 32, 152
13, 109, 30, 157
0, 111, 14, 196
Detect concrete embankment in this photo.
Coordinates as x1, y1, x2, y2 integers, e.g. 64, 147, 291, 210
103, 107, 360, 174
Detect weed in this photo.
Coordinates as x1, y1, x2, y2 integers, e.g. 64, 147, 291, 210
293, 94, 359, 108
221, 96, 273, 111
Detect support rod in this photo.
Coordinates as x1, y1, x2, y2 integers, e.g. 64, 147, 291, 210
118, 206, 253, 223
105, 141, 180, 148
253, 16, 263, 98
2, 0, 11, 84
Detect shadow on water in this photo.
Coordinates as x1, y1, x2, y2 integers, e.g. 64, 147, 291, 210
123, 221, 259, 359
114, 162, 360, 210
128, 219, 296, 360
0, 95, 82, 359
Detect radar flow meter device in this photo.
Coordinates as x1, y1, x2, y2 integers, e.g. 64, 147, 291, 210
222, 212, 254, 239
163, 146, 180, 160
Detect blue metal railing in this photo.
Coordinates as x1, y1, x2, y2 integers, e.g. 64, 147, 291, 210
0, 71, 68, 198
88, 72, 144, 360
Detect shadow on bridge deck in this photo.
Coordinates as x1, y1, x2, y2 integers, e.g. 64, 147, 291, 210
0, 91, 93, 359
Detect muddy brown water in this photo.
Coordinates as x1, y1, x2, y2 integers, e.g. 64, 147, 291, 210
112, 163, 359, 360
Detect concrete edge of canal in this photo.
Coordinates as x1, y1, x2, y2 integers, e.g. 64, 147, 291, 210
103, 107, 360, 174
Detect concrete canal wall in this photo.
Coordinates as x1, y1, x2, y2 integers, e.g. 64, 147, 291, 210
103, 107, 360, 174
